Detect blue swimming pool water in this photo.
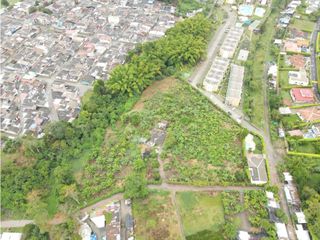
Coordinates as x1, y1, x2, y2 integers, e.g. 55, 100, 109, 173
239, 4, 254, 16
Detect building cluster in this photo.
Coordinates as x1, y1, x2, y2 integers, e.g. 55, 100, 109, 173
278, 0, 301, 28
203, 25, 244, 95
0, 0, 177, 138
283, 172, 311, 240
305, 0, 320, 14
80, 200, 134, 240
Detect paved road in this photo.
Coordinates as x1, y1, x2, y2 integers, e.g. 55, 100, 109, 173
310, 18, 320, 82
0, 220, 33, 228
189, 7, 237, 86
310, 18, 320, 101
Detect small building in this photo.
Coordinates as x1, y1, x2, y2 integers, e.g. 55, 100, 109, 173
244, 134, 256, 152
288, 70, 309, 86
295, 224, 311, 240
238, 231, 250, 240
275, 223, 289, 240
279, 107, 292, 115
290, 88, 314, 103
0, 233, 22, 240
247, 153, 268, 185
237, 49, 249, 61
225, 64, 245, 107
248, 20, 261, 32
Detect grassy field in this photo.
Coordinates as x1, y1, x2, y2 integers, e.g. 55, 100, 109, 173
176, 192, 224, 238
133, 190, 182, 240
291, 19, 315, 32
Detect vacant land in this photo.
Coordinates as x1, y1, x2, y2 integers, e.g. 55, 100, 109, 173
133, 190, 182, 240
292, 19, 315, 32
176, 192, 224, 238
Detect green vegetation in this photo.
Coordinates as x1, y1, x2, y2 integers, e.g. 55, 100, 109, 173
244, 190, 276, 238
243, 0, 287, 128
176, 192, 224, 238
291, 19, 316, 32
1, 14, 213, 232
177, 0, 203, 16
221, 191, 244, 215
288, 139, 320, 154
287, 156, 320, 239
22, 224, 49, 240
159, 84, 247, 185
133, 190, 182, 240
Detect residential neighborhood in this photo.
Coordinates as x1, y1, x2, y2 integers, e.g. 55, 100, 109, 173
0, 0, 177, 137
0, 0, 319, 239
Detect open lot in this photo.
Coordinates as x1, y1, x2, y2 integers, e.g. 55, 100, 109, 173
132, 190, 182, 240
291, 19, 316, 33
176, 192, 224, 238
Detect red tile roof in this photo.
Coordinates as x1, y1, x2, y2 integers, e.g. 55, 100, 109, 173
290, 88, 314, 103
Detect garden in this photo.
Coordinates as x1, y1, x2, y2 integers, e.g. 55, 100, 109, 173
132, 190, 182, 240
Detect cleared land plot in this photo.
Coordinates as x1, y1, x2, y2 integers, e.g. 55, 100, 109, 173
133, 190, 182, 240
291, 19, 315, 32
176, 192, 224, 238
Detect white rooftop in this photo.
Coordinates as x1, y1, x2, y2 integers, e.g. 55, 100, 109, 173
283, 172, 293, 182
296, 212, 307, 224
0, 233, 22, 240
275, 223, 289, 240
295, 224, 311, 240
91, 215, 105, 229
238, 231, 250, 240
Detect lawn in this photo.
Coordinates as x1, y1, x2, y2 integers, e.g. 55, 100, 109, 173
281, 114, 302, 130
279, 70, 290, 88
133, 190, 182, 240
289, 140, 320, 154
291, 19, 316, 33
176, 192, 224, 238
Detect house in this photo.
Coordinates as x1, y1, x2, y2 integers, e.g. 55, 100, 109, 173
290, 88, 314, 103
225, 64, 245, 107
295, 224, 311, 240
279, 107, 292, 115
288, 70, 309, 86
238, 231, 250, 240
266, 191, 280, 209
0, 233, 22, 240
246, 153, 268, 185
248, 20, 261, 32
275, 223, 289, 240
244, 134, 256, 151
268, 65, 278, 78
288, 55, 307, 69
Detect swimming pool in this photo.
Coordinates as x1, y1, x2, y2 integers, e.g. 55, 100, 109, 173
238, 4, 254, 16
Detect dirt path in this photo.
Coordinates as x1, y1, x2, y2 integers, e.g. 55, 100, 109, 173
170, 192, 185, 240
157, 147, 166, 182
237, 191, 251, 232
148, 184, 262, 192
0, 220, 33, 228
